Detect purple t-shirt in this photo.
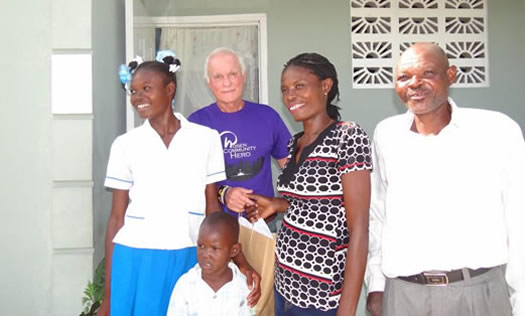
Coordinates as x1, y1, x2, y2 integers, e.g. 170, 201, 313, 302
189, 101, 291, 215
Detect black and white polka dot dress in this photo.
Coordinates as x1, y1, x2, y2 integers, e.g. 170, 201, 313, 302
275, 121, 372, 311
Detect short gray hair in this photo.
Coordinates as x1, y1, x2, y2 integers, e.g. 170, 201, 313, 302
204, 47, 246, 82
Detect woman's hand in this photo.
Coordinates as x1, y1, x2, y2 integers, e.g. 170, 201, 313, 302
232, 250, 261, 307
243, 265, 262, 307
244, 204, 259, 222
246, 194, 289, 223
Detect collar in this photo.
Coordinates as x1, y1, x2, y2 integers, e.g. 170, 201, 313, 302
173, 112, 189, 129
214, 100, 247, 114
195, 261, 240, 278
403, 97, 462, 131
143, 112, 188, 131
446, 98, 462, 128
195, 262, 241, 293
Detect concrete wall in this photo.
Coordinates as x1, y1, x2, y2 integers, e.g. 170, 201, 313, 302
92, 0, 127, 270
139, 0, 524, 136
347, 0, 525, 136
49, 0, 95, 313
0, 0, 127, 314
0, 1, 53, 314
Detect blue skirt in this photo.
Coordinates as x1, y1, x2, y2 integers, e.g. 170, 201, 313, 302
110, 244, 197, 316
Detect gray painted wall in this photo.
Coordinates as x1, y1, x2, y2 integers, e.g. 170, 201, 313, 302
92, 0, 127, 268
139, 0, 524, 136
0, 0, 126, 314
0, 1, 53, 315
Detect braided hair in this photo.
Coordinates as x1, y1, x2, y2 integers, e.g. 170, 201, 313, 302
283, 53, 341, 121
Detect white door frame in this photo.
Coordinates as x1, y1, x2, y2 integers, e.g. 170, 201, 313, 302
125, 0, 268, 131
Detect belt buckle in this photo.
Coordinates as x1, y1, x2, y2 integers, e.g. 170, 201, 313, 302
422, 271, 449, 286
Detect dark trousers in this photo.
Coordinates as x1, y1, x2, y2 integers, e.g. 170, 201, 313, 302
274, 288, 337, 316
383, 266, 512, 316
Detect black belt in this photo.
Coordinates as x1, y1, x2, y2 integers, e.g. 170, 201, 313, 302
398, 267, 492, 286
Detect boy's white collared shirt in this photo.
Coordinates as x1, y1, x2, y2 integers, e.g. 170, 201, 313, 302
167, 262, 256, 316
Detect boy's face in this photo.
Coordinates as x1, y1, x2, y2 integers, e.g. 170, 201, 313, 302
197, 224, 239, 278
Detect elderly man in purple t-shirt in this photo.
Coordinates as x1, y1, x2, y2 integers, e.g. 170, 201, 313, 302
189, 47, 291, 219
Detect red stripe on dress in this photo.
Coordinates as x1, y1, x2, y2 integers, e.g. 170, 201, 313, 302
276, 261, 333, 284
335, 244, 348, 251
338, 162, 371, 171
305, 157, 337, 162
331, 288, 343, 296
280, 191, 342, 200
282, 220, 336, 242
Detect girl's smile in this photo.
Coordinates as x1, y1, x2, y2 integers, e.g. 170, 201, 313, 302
129, 69, 175, 120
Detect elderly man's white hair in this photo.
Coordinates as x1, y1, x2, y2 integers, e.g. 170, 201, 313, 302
204, 47, 246, 82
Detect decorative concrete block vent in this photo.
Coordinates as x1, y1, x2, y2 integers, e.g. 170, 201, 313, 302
350, 0, 488, 88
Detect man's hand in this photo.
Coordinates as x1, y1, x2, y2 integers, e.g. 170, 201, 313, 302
225, 187, 254, 213
239, 264, 261, 307
366, 291, 384, 316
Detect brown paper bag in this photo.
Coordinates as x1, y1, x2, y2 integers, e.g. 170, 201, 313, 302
239, 223, 276, 316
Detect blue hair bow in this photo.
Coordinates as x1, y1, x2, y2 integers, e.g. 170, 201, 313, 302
118, 64, 132, 85
118, 56, 143, 88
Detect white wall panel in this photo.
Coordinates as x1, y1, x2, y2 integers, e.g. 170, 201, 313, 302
51, 119, 93, 180
52, 186, 93, 249
51, 251, 93, 316
52, 54, 93, 114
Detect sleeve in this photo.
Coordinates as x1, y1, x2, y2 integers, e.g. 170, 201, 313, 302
336, 123, 373, 174
187, 111, 199, 124
270, 110, 292, 160
104, 136, 133, 190
365, 127, 387, 294
206, 129, 227, 184
166, 274, 191, 316
502, 120, 525, 316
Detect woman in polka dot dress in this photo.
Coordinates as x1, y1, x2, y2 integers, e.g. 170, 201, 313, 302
248, 53, 372, 316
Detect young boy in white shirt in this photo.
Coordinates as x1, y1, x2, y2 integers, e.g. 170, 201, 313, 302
167, 212, 256, 316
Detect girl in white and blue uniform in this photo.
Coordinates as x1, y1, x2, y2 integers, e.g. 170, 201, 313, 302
98, 51, 227, 316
